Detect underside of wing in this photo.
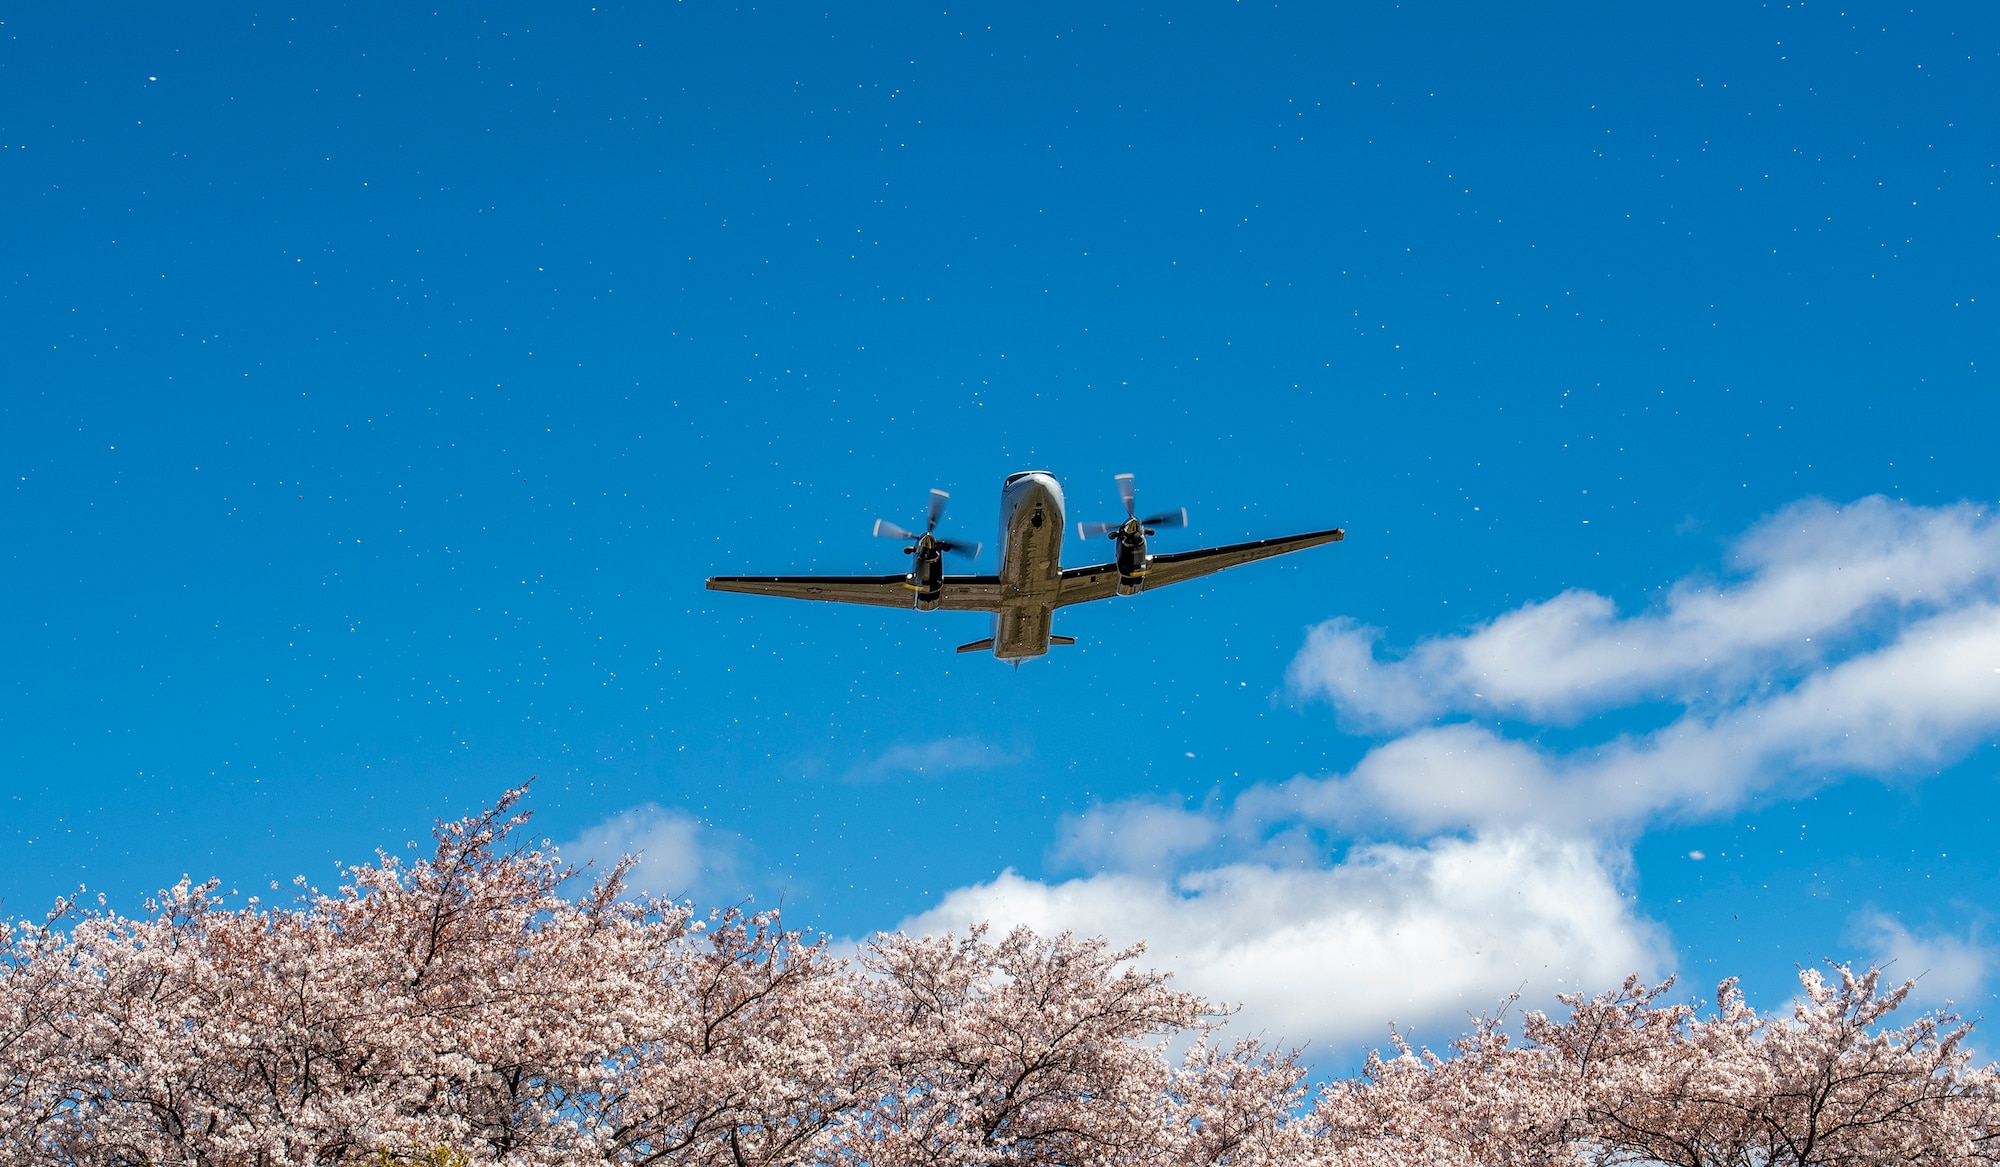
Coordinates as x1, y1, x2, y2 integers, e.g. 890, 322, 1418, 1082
706, 574, 1006, 611
1055, 562, 1123, 607
1055, 528, 1344, 607
1141, 528, 1345, 590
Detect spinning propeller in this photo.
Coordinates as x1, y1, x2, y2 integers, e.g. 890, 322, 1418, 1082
1077, 474, 1186, 543
875, 489, 982, 561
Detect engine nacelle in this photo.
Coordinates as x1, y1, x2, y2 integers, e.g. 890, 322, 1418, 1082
910, 547, 945, 611
1114, 535, 1148, 596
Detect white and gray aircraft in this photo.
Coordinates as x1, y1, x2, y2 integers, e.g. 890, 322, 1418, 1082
706, 472, 1344, 662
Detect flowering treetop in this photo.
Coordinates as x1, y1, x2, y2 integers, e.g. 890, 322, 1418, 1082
2, 788, 1990, 1165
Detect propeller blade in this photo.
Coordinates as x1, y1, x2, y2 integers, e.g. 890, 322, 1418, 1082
1114, 473, 1136, 518
925, 489, 950, 533
873, 519, 915, 540
938, 539, 982, 560
1139, 508, 1187, 529
1077, 521, 1116, 539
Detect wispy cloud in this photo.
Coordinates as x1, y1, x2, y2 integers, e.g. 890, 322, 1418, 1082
1258, 599, 2000, 839
562, 804, 751, 906
908, 497, 2000, 1047
1291, 496, 2000, 731
1049, 794, 1224, 875
845, 736, 1018, 783
1853, 911, 1995, 1009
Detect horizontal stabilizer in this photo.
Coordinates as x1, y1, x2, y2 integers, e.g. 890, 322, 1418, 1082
1048, 635, 1076, 645
955, 638, 994, 654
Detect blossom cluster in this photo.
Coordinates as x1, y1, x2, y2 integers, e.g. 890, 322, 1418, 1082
2, 789, 1992, 1165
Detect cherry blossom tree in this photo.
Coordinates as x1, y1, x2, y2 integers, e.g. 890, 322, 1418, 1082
1529, 968, 1995, 1166
1306, 970, 1997, 1166
851, 926, 1306, 1166
0, 790, 885, 1165
2, 788, 1994, 1166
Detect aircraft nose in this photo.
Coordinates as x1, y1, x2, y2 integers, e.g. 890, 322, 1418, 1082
1009, 471, 1062, 500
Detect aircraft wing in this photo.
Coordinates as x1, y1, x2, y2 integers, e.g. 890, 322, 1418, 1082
1056, 528, 1344, 607
706, 574, 1007, 611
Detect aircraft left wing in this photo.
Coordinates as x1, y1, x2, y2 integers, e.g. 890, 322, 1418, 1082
1056, 528, 1344, 607
706, 574, 1007, 611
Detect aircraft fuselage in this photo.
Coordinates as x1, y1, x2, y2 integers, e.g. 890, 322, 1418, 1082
990, 471, 1067, 659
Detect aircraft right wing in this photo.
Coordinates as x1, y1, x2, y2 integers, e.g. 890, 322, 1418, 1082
1056, 528, 1344, 607
706, 574, 1006, 611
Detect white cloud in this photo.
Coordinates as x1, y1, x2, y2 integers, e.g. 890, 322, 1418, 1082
1261, 600, 2000, 838
1853, 911, 1995, 1009
901, 831, 1665, 1049
1292, 496, 2000, 730
1049, 795, 1223, 874
846, 736, 1016, 783
562, 804, 750, 905
1057, 596, 2000, 865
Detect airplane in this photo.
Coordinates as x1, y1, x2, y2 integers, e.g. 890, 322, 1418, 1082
705, 471, 1344, 662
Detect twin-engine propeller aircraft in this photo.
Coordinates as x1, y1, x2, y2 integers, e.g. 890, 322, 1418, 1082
706, 471, 1344, 662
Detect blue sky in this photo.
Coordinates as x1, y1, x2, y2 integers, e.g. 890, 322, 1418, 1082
4, 2, 1998, 1057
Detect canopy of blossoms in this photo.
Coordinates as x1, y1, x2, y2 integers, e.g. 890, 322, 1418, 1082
2, 788, 1992, 1165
